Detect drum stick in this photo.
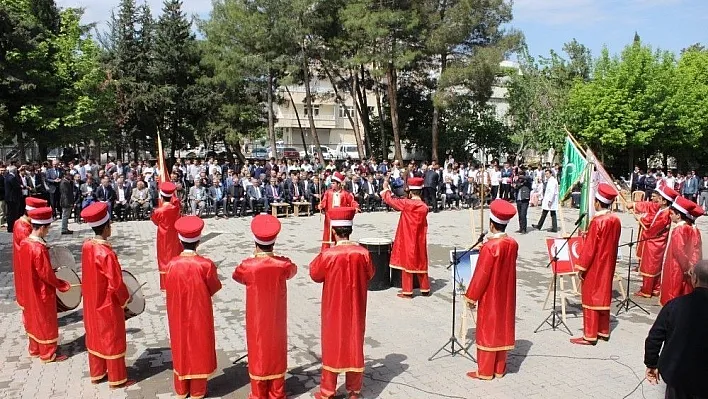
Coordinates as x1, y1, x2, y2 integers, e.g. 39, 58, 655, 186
70, 284, 81, 287
128, 282, 148, 300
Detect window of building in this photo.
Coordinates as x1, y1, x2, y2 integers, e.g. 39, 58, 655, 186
339, 105, 355, 118
304, 105, 320, 117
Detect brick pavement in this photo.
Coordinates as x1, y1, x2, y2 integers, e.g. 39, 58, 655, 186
0, 205, 690, 398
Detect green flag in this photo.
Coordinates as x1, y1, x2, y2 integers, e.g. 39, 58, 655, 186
578, 163, 593, 231
560, 136, 587, 200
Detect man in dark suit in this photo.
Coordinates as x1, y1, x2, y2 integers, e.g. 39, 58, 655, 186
96, 176, 116, 219
460, 176, 478, 209
310, 175, 324, 212
227, 176, 247, 217
423, 163, 440, 213
59, 170, 74, 234
283, 173, 304, 206
514, 168, 532, 234
630, 166, 642, 193
45, 160, 63, 217
112, 176, 132, 221
361, 175, 381, 212
265, 177, 284, 204
4, 166, 22, 232
247, 178, 268, 215
644, 260, 708, 399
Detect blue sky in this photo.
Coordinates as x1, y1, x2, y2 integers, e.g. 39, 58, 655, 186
57, 0, 708, 60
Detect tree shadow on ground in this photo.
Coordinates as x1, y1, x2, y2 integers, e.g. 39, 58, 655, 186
129, 347, 172, 384
207, 361, 250, 398
58, 309, 83, 327
507, 339, 533, 374
362, 353, 410, 399
60, 333, 86, 359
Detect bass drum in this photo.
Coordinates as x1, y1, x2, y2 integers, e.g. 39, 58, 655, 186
122, 270, 145, 320
55, 267, 82, 312
359, 238, 392, 291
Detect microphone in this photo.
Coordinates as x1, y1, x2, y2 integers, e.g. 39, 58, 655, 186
574, 213, 587, 226
473, 230, 488, 247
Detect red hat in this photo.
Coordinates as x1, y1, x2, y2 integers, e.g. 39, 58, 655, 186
671, 196, 696, 217
595, 183, 618, 204
689, 205, 704, 221
489, 199, 517, 225
25, 197, 47, 211
175, 216, 204, 243
159, 182, 176, 198
251, 214, 281, 245
655, 185, 678, 202
329, 207, 356, 227
81, 202, 110, 227
407, 177, 424, 190
28, 207, 53, 225
331, 172, 344, 183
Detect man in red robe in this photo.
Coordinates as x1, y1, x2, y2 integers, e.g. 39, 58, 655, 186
464, 200, 518, 380
81, 202, 134, 387
13, 197, 47, 310
628, 185, 677, 298
151, 182, 181, 291
165, 216, 222, 399
381, 176, 429, 299
233, 214, 297, 399
18, 207, 71, 362
571, 183, 622, 345
310, 207, 374, 399
318, 172, 358, 251
660, 197, 699, 306
688, 205, 703, 268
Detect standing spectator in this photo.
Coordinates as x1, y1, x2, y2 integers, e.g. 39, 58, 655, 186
533, 169, 559, 233
423, 163, 440, 213
700, 176, 708, 212
310, 175, 324, 212
630, 166, 641, 192
5, 166, 22, 233
683, 170, 699, 201
489, 164, 501, 201
59, 170, 74, 235
644, 260, 708, 399
664, 170, 676, 190
45, 160, 62, 218
500, 162, 513, 200
0, 164, 6, 228
644, 172, 657, 200
514, 168, 532, 234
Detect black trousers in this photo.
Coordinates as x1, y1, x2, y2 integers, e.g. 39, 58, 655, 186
665, 384, 708, 399
6, 201, 20, 232
536, 209, 558, 231
500, 184, 511, 200
490, 185, 499, 200
516, 200, 529, 231
423, 187, 438, 212
48, 190, 60, 217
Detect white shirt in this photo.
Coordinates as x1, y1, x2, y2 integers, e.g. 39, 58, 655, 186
117, 187, 126, 202
490, 170, 501, 186
333, 191, 341, 207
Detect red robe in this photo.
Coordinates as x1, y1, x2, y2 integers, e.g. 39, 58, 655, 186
233, 253, 297, 380
382, 191, 428, 273
310, 242, 374, 372
151, 202, 182, 289
12, 216, 32, 308
575, 211, 622, 310
464, 233, 518, 351
319, 189, 358, 250
81, 238, 130, 359
19, 236, 70, 344
635, 202, 659, 259
660, 223, 695, 306
691, 225, 703, 269
635, 203, 671, 278
165, 252, 222, 380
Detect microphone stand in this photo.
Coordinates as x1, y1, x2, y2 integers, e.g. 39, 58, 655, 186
534, 219, 583, 335
615, 227, 664, 316
428, 244, 478, 362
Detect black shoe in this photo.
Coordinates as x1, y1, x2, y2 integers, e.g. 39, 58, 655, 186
515, 229, 523, 233
61, 230, 73, 235
532, 224, 540, 230
549, 229, 558, 233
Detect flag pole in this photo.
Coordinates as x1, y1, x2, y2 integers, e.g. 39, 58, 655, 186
563, 126, 587, 158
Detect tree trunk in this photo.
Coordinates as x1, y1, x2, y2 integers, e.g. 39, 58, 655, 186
431, 53, 448, 162
358, 65, 372, 158
323, 65, 365, 160
350, 70, 366, 159
628, 146, 635, 173
302, 51, 323, 164
267, 69, 278, 160
284, 86, 308, 158
386, 64, 403, 162
374, 77, 387, 160
232, 140, 246, 164
16, 132, 26, 163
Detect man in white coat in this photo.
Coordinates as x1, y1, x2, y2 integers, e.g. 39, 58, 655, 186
533, 169, 559, 233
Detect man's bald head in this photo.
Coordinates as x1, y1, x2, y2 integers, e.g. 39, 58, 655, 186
693, 260, 708, 288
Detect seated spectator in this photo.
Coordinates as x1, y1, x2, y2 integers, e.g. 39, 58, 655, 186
460, 176, 479, 209
227, 175, 247, 217
361, 175, 381, 212
208, 178, 228, 218
80, 176, 97, 209
130, 180, 152, 219
113, 176, 131, 222
265, 177, 284, 204
189, 179, 207, 216
247, 178, 268, 215
440, 176, 460, 209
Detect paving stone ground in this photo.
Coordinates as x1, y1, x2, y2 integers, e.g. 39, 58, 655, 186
1, 204, 697, 399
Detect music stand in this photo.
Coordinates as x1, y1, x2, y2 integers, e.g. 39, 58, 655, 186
534, 222, 582, 335
616, 229, 650, 315
428, 246, 476, 362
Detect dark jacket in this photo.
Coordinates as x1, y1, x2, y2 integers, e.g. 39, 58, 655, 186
4, 173, 22, 203
0, 174, 5, 201
424, 170, 440, 189
96, 185, 116, 203
59, 177, 74, 208
515, 174, 532, 201
644, 287, 708, 396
